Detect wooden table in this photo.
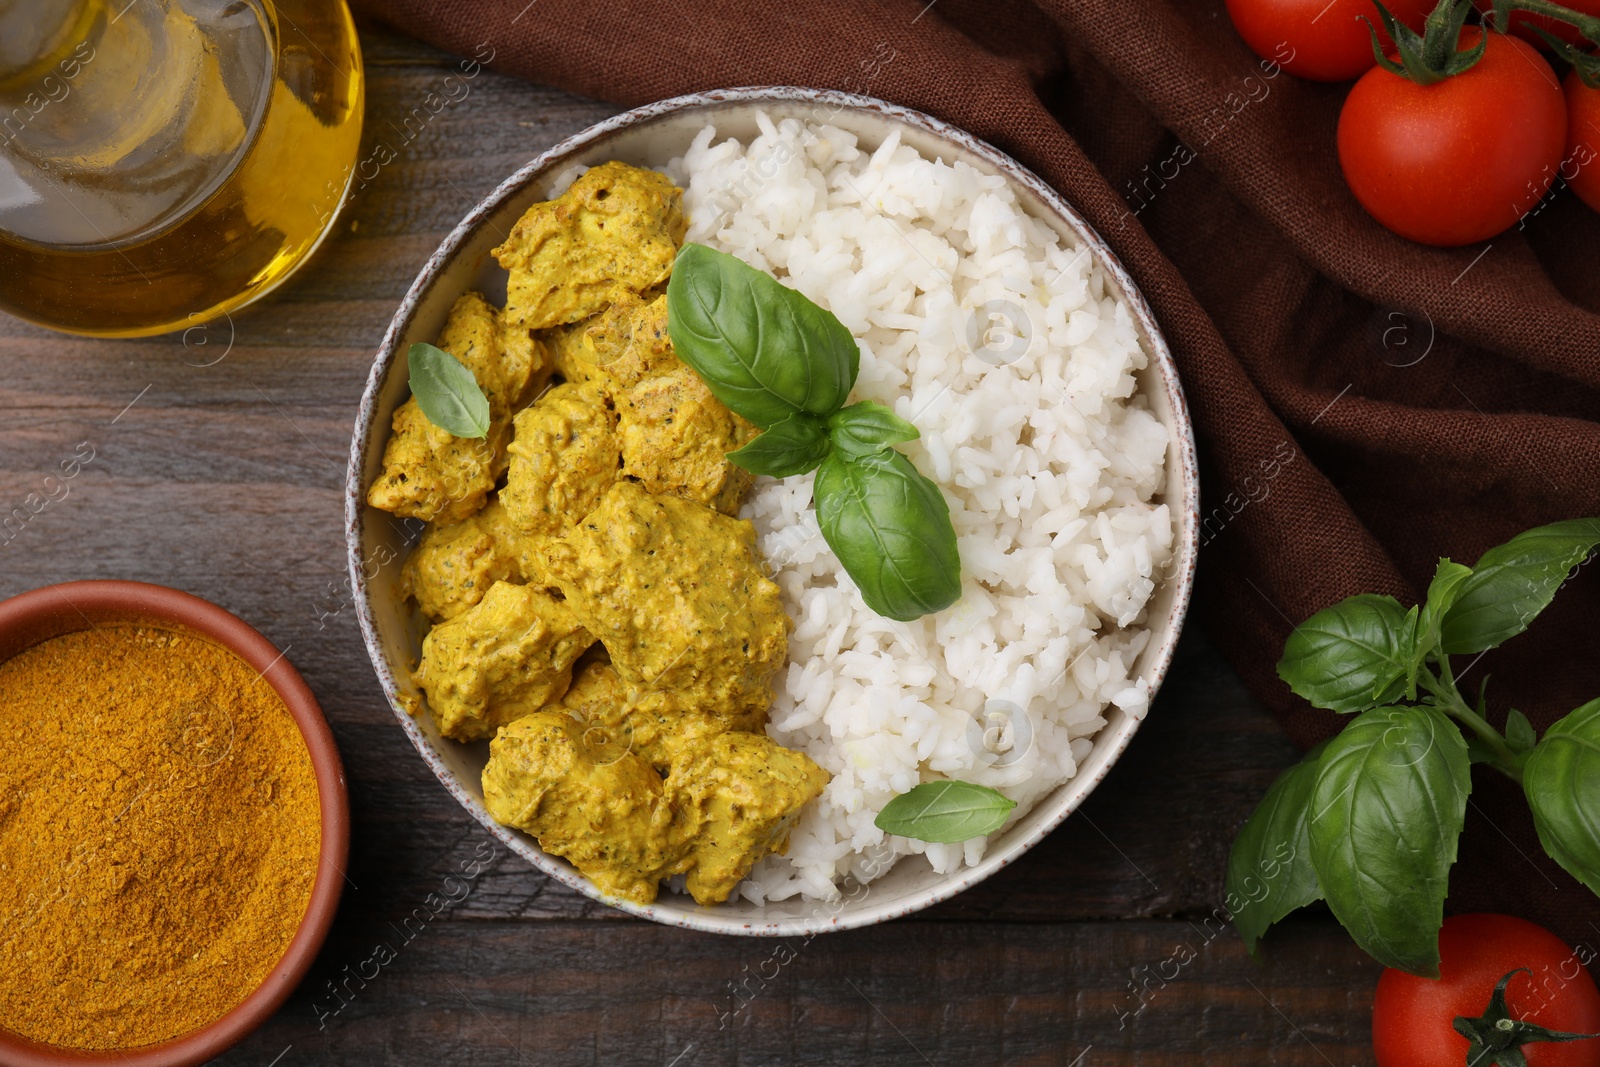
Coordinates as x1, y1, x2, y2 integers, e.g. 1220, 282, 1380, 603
0, 25, 1383, 1066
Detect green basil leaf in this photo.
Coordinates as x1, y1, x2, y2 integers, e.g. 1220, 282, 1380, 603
725, 413, 833, 478
1422, 558, 1473, 620
1523, 698, 1600, 898
1226, 742, 1328, 954
875, 780, 1017, 843
1410, 558, 1473, 689
1439, 519, 1600, 654
1307, 705, 1470, 977
666, 243, 860, 428
1277, 594, 1417, 713
828, 401, 920, 459
1505, 709, 1537, 755
1465, 735, 1500, 766
408, 342, 491, 439
814, 449, 961, 622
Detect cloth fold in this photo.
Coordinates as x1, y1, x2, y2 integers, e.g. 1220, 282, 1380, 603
353, 0, 1600, 946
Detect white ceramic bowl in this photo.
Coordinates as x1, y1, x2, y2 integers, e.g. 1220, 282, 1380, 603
345, 88, 1199, 936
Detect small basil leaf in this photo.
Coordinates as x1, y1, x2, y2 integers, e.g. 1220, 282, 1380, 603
1394, 605, 1418, 701
829, 401, 920, 459
1307, 705, 1470, 977
1523, 698, 1600, 898
725, 413, 832, 478
814, 449, 961, 622
666, 243, 860, 428
875, 780, 1016, 843
408, 342, 491, 439
1439, 519, 1600, 654
1422, 558, 1473, 619
1277, 594, 1417, 713
1410, 558, 1472, 690
1505, 709, 1537, 755
1226, 741, 1329, 954
1464, 735, 1500, 766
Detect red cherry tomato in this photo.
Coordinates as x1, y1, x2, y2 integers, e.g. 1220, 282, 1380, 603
1568, 65, 1600, 212
1337, 29, 1568, 246
1473, 0, 1600, 50
1225, 0, 1434, 81
1373, 914, 1600, 1067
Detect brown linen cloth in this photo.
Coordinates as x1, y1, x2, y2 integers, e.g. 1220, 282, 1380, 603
352, 0, 1600, 947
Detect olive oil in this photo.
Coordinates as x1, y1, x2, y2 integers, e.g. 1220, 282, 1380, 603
0, 0, 363, 337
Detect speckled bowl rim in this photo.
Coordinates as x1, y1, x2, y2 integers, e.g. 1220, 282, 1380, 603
345, 87, 1200, 937
0, 580, 349, 1067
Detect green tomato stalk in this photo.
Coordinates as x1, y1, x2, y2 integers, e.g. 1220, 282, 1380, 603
1366, 0, 1486, 85
1454, 968, 1600, 1066
1531, 23, 1600, 87
1485, 0, 1600, 46
1368, 0, 1600, 87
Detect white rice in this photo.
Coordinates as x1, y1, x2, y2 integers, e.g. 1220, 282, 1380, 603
559, 115, 1174, 905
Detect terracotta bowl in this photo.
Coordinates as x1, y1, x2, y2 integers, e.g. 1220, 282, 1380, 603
346, 88, 1200, 936
0, 580, 349, 1067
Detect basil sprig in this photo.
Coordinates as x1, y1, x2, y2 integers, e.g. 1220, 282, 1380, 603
874, 780, 1017, 843
408, 341, 490, 439
666, 243, 857, 426
1227, 518, 1600, 977
667, 243, 961, 622
814, 449, 962, 621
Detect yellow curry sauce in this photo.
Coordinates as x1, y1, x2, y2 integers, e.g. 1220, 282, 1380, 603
368, 162, 827, 906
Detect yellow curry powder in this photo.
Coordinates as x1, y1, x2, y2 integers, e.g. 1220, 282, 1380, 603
0, 625, 321, 1050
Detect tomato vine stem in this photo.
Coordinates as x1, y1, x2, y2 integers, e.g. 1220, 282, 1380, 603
1488, 0, 1600, 45
1371, 0, 1600, 87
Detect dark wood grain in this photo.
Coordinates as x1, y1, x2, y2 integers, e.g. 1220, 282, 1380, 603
213, 918, 1378, 1067
0, 22, 1380, 1066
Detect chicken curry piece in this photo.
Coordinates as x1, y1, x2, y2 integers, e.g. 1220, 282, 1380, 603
482, 710, 825, 905
557, 659, 766, 773
539, 481, 788, 719
499, 382, 619, 537
544, 315, 609, 390
503, 292, 756, 521
367, 292, 545, 523
579, 290, 678, 387
618, 363, 756, 516
366, 161, 830, 905
493, 161, 685, 331
483, 710, 685, 903
401, 499, 538, 622
412, 581, 592, 742
667, 732, 829, 905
